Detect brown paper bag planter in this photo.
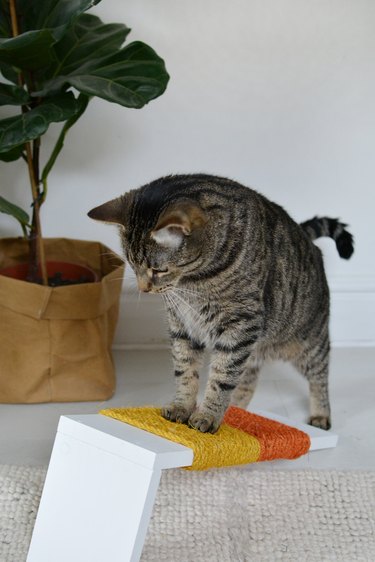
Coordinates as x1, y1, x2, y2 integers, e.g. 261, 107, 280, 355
0, 237, 124, 403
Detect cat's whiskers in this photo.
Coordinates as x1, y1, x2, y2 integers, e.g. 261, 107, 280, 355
162, 290, 178, 311
108, 275, 126, 283
99, 250, 125, 264
173, 286, 198, 295
162, 292, 178, 316
173, 286, 206, 301
164, 291, 186, 320
170, 289, 202, 322
124, 277, 138, 287
169, 289, 208, 343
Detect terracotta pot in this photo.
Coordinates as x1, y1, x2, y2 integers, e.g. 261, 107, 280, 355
0, 260, 99, 285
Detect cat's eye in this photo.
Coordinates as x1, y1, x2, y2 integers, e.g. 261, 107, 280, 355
151, 267, 169, 275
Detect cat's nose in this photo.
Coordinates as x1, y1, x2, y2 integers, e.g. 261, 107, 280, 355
138, 277, 152, 293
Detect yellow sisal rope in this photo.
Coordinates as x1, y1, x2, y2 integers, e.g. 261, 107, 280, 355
100, 406, 310, 470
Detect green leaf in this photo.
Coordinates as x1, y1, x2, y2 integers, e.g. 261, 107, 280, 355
0, 144, 24, 161
0, 0, 102, 38
0, 1, 103, 71
0, 92, 83, 153
36, 41, 170, 108
15, 0, 102, 35
0, 30, 58, 70
48, 14, 130, 78
0, 62, 20, 85
0, 195, 30, 226
72, 42, 170, 107
0, 82, 29, 105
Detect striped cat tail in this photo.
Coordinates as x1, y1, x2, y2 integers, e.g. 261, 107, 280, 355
300, 216, 354, 259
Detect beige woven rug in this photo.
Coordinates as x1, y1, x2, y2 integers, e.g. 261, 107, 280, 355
0, 465, 374, 562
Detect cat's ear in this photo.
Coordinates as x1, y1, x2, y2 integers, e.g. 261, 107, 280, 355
88, 196, 125, 226
151, 201, 207, 248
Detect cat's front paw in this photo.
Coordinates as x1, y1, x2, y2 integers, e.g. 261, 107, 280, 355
188, 410, 222, 434
161, 403, 194, 424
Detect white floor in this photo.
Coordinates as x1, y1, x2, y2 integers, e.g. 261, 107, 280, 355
1, 347, 374, 470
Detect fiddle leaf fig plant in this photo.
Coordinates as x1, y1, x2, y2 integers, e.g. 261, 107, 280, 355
0, 0, 169, 284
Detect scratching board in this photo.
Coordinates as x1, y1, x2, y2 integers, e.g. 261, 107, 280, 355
100, 406, 311, 470
27, 410, 337, 562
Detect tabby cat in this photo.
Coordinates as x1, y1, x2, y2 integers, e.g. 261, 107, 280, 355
89, 174, 354, 433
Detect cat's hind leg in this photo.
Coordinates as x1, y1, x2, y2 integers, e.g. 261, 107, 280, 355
292, 338, 331, 430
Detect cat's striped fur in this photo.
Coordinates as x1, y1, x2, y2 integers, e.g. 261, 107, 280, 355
89, 174, 354, 433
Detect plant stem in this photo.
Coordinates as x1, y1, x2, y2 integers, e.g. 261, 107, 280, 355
8, 0, 19, 35
25, 142, 48, 284
41, 94, 90, 202
8, 0, 48, 285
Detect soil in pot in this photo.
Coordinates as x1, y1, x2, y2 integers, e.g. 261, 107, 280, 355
0, 261, 99, 286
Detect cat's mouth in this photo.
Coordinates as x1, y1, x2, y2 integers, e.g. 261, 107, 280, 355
154, 286, 173, 294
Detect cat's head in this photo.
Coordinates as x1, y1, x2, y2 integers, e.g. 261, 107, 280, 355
88, 189, 208, 293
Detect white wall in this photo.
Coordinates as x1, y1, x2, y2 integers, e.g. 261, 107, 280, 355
1, 0, 374, 346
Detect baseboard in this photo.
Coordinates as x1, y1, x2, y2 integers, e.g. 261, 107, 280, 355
114, 276, 375, 349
